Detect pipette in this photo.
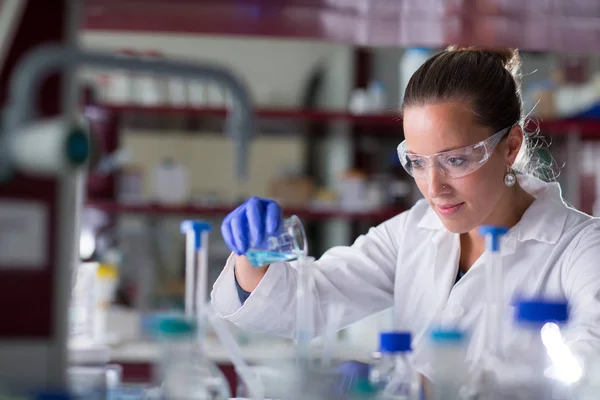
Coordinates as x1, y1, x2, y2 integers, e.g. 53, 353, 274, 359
180, 220, 211, 322
478, 225, 509, 359
321, 303, 345, 368
295, 254, 316, 368
207, 307, 265, 400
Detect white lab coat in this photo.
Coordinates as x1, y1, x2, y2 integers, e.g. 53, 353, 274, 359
210, 175, 600, 376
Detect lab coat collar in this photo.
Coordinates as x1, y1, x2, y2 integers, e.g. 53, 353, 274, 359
417, 174, 569, 244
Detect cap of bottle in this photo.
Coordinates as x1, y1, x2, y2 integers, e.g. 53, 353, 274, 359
479, 225, 509, 252
378, 331, 412, 353
429, 328, 466, 344
515, 299, 569, 325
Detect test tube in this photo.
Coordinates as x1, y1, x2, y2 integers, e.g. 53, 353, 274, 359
180, 220, 211, 321
478, 225, 509, 359
295, 255, 316, 368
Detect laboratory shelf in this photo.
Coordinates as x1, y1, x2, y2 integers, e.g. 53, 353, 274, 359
100, 104, 402, 126
98, 104, 600, 137
85, 199, 405, 222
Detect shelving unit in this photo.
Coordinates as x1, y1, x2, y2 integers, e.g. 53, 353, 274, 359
92, 103, 600, 137
86, 199, 405, 222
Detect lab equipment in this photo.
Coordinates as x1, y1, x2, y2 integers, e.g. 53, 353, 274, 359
0, 3, 254, 392
295, 255, 316, 367
399, 48, 432, 106
246, 215, 308, 267
494, 299, 578, 400
221, 196, 283, 256
93, 262, 119, 345
369, 332, 420, 400
396, 126, 510, 179
428, 328, 469, 400
180, 220, 212, 321
206, 308, 265, 400
479, 225, 509, 360
321, 302, 346, 368
154, 315, 231, 400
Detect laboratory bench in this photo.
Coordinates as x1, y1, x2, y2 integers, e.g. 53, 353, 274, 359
103, 308, 374, 394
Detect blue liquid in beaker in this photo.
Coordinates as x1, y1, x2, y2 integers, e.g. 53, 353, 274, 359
246, 250, 297, 267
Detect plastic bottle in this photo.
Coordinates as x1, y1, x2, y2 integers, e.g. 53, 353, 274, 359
496, 299, 579, 400
154, 315, 231, 400
399, 48, 432, 106
428, 328, 469, 400
369, 332, 420, 399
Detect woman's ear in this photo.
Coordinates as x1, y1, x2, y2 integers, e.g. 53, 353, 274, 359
506, 125, 523, 166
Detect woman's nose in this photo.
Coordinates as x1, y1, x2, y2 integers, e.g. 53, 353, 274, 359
427, 167, 450, 198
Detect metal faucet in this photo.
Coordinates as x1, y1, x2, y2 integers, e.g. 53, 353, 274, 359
0, 44, 254, 182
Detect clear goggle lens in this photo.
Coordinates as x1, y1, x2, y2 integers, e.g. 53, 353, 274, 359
397, 127, 510, 179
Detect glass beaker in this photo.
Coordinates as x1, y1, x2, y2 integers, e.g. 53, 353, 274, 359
245, 215, 307, 267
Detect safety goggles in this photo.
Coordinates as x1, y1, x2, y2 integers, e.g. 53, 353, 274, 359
397, 127, 511, 179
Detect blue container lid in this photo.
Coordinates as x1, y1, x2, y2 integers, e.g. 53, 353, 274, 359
180, 220, 211, 249
430, 329, 466, 344
516, 300, 569, 325
379, 331, 412, 353
479, 225, 509, 252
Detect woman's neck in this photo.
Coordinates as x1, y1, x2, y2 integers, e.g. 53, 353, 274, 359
465, 183, 535, 249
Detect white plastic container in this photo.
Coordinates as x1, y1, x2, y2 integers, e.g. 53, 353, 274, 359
399, 48, 432, 106
428, 329, 469, 400
188, 81, 207, 107
100, 49, 136, 105
133, 50, 169, 106
152, 158, 190, 206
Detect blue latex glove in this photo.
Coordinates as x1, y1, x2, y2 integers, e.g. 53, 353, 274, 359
334, 360, 372, 396
221, 196, 282, 255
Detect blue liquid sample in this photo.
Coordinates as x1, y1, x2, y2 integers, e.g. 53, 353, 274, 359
246, 250, 297, 267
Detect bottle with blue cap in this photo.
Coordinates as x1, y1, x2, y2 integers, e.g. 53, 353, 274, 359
494, 298, 578, 400
428, 328, 469, 400
478, 225, 509, 360
369, 331, 420, 399
153, 314, 230, 400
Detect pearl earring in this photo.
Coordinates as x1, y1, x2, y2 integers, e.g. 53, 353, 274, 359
504, 170, 517, 187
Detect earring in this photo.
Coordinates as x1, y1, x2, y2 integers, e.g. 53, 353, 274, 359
504, 169, 517, 187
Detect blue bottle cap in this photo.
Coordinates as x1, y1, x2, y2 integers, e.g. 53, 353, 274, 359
156, 315, 197, 337
65, 128, 89, 166
515, 300, 569, 325
478, 225, 509, 252
378, 331, 412, 353
430, 328, 466, 343
180, 220, 211, 249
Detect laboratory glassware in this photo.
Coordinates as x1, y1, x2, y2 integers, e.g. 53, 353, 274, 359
479, 225, 509, 359
180, 220, 211, 321
428, 328, 469, 400
154, 315, 230, 400
494, 299, 578, 400
246, 215, 308, 267
295, 254, 316, 368
369, 332, 420, 400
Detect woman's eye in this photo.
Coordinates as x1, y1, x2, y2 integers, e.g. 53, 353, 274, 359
409, 158, 425, 169
446, 157, 467, 167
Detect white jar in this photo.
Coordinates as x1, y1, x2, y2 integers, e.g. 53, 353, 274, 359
152, 159, 190, 206
132, 50, 169, 106
399, 48, 432, 106
100, 49, 136, 104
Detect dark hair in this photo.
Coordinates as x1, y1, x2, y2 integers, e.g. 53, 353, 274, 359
402, 46, 551, 178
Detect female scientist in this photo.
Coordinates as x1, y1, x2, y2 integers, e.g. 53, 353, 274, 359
210, 46, 600, 376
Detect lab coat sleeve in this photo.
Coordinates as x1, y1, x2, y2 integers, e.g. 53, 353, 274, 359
210, 213, 404, 338
562, 224, 600, 358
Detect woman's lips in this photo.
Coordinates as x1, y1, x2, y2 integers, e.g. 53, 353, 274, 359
436, 202, 465, 216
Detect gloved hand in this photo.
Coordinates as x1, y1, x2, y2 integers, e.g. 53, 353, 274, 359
333, 360, 372, 396
221, 196, 282, 255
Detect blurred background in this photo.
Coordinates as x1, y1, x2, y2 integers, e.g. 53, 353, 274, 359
9, 0, 595, 389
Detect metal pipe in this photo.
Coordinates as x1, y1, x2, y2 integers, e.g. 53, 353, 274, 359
1, 43, 254, 182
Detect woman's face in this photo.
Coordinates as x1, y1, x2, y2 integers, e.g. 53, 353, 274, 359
403, 101, 513, 234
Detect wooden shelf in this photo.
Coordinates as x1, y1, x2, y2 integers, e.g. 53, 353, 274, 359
95, 104, 600, 137
85, 199, 405, 222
